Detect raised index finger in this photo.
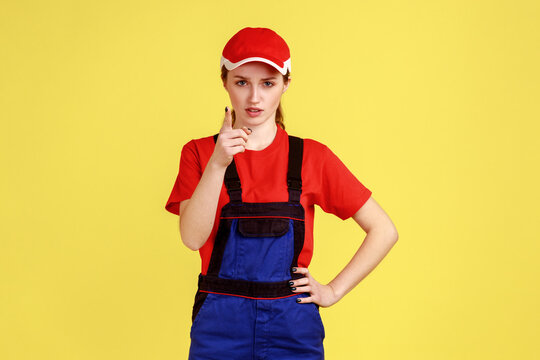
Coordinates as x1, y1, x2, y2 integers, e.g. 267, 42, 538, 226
221, 106, 233, 132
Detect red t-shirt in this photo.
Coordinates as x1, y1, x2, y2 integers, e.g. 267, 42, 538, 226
165, 126, 372, 275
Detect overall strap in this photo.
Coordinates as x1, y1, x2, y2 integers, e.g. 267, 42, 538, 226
287, 135, 304, 203
213, 134, 242, 203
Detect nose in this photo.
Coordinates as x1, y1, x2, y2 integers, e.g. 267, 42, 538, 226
248, 85, 260, 103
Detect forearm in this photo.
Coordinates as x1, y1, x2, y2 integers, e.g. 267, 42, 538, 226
328, 227, 398, 301
179, 157, 227, 250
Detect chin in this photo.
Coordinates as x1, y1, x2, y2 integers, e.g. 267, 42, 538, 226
238, 116, 265, 126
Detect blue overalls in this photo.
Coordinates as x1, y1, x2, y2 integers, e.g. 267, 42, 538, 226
188, 134, 325, 360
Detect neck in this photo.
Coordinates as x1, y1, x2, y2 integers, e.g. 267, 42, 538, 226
234, 120, 278, 151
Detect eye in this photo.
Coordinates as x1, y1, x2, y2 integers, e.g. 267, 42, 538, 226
263, 81, 274, 87
236, 80, 247, 86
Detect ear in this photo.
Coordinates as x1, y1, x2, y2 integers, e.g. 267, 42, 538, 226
282, 76, 291, 93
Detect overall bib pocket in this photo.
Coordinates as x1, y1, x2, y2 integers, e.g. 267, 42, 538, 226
219, 217, 294, 282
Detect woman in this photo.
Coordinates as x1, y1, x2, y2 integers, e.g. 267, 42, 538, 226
165, 27, 398, 360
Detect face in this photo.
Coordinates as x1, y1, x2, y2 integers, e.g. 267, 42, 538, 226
224, 62, 290, 127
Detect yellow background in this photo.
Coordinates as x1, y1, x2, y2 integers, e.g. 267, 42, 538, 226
1, 0, 539, 359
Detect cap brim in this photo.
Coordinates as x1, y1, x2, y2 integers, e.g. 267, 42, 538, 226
220, 56, 291, 75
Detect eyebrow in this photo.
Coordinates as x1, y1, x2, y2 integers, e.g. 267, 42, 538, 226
233, 75, 278, 80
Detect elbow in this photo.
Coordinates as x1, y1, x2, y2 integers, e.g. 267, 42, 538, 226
183, 239, 202, 251
392, 229, 399, 243
179, 210, 213, 251
389, 225, 399, 243
368, 222, 398, 244
384, 220, 399, 243
179, 229, 204, 251
180, 231, 203, 251
179, 218, 203, 251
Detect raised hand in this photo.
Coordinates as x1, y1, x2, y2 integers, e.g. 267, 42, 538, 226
209, 106, 252, 169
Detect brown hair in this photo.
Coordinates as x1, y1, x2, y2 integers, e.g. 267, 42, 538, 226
220, 65, 290, 130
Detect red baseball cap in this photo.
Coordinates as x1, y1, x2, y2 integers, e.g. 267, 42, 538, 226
220, 27, 291, 75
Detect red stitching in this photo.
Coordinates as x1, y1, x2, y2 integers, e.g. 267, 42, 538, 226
219, 216, 304, 222
200, 290, 298, 300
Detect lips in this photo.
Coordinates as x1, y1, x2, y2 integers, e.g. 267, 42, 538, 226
245, 107, 263, 117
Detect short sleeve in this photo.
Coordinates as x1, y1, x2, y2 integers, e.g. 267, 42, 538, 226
315, 145, 372, 220
165, 140, 202, 216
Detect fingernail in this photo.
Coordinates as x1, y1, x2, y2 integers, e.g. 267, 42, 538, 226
291, 267, 297, 272
291, 287, 296, 291
296, 298, 302, 303
225, 106, 228, 112
247, 127, 252, 132
288, 281, 294, 286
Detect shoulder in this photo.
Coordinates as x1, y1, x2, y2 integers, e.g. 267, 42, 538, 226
185, 133, 216, 148
181, 134, 216, 155
289, 135, 331, 158
302, 137, 329, 151
177, 134, 217, 171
